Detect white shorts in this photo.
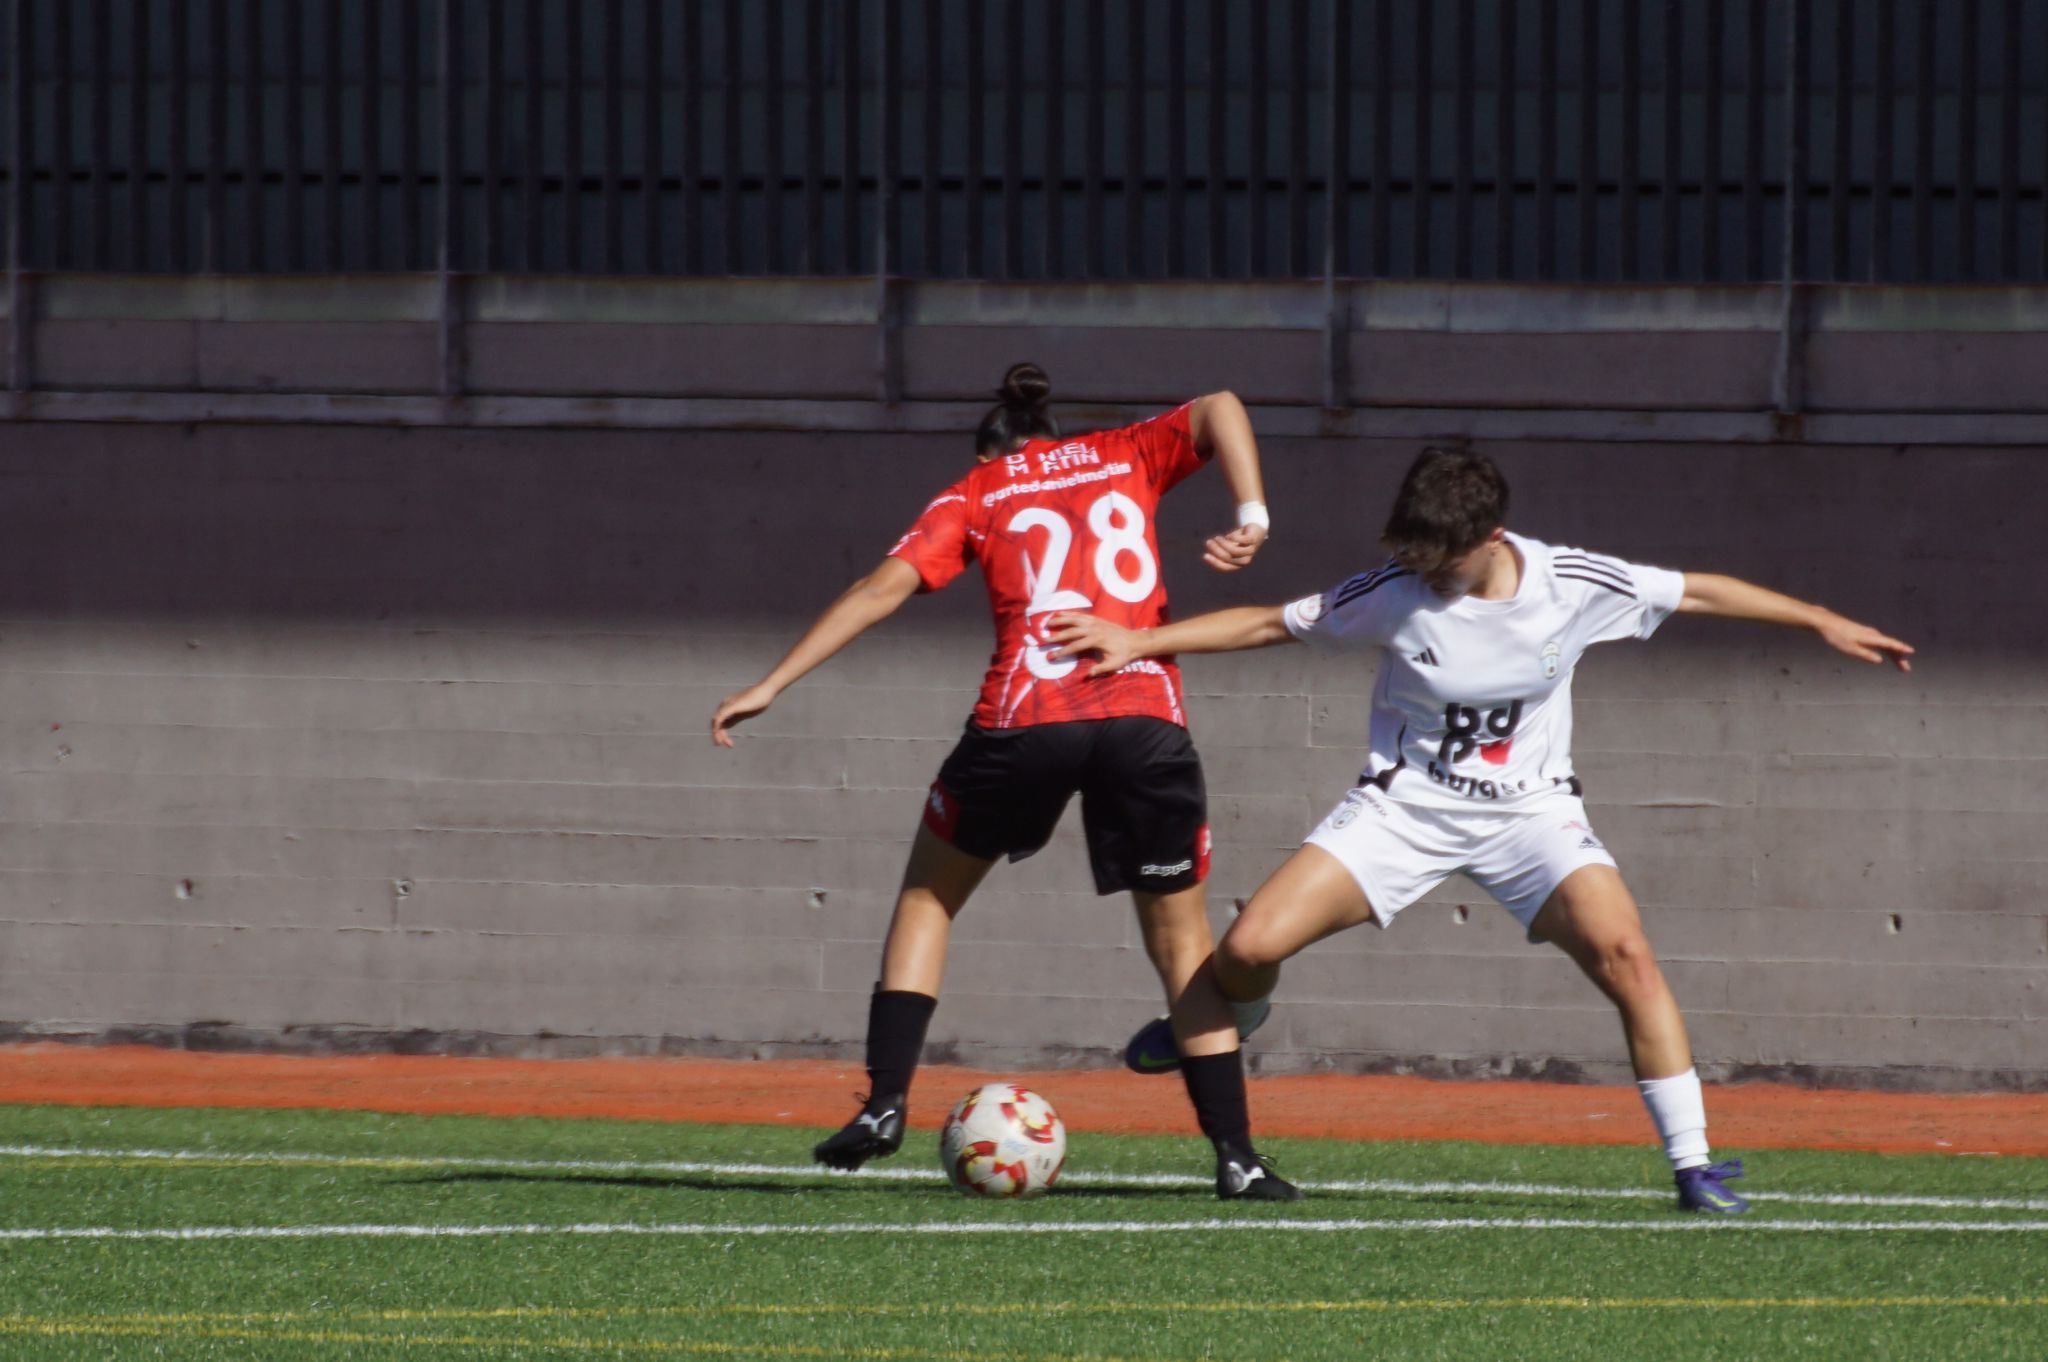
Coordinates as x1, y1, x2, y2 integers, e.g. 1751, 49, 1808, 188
1303, 784, 1618, 932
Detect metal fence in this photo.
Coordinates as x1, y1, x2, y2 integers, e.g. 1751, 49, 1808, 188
3, 0, 2046, 283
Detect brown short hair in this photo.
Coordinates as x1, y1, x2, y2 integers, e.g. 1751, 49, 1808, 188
1380, 446, 1510, 566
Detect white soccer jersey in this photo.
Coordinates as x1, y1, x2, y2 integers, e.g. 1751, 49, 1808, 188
1282, 532, 1686, 812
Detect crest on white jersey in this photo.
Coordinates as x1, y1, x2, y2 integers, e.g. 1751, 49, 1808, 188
1541, 641, 1562, 679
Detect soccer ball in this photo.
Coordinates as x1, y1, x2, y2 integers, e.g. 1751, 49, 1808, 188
938, 1083, 1067, 1199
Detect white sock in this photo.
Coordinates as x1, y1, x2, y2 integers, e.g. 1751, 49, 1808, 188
1637, 1068, 1711, 1172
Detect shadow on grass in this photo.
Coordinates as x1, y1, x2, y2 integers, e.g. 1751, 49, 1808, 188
385, 1170, 1206, 1201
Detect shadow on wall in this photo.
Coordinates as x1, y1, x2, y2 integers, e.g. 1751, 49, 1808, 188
0, 421, 2036, 659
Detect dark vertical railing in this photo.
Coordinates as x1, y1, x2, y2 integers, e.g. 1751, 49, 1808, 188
1957, 0, 1978, 280
1203, 0, 1224, 278
362, 0, 384, 269
1496, 0, 1517, 278
1843, 0, 1859, 278
1287, 0, 1309, 277
1999, 0, 2021, 278
204, 0, 225, 271
1535, 0, 1556, 277
1788, 0, 1812, 280
1871, 0, 1894, 281
1619, 0, 1640, 278
1742, 0, 1765, 280
89, 0, 112, 270
1369, 0, 1391, 275
1247, 3, 1267, 274
1080, 0, 1099, 276
1452, 0, 1474, 278
4, 0, 2048, 287
1160, 2, 1179, 277
559, 0, 580, 269
597, 0, 619, 273
1911, 0, 1934, 280
1412, 0, 1434, 277
1046, 0, 1067, 278
1577, 0, 1598, 279
964, 0, 984, 275
319, 0, 341, 268
837, 0, 858, 272
393, 0, 414, 269
519, 0, 542, 270
1659, 0, 1680, 278
481, 0, 503, 271
918, 1, 937, 276
1329, 0, 1351, 277
1700, 0, 1722, 280
50, 0, 71, 269
641, 0, 660, 274
130, 0, 150, 269
764, 0, 786, 271
240, 0, 260, 269
165, 0, 186, 270
1000, 0, 1021, 278
1122, 0, 1143, 275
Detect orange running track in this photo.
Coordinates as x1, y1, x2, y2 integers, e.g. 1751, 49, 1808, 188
1, 1044, 2043, 1157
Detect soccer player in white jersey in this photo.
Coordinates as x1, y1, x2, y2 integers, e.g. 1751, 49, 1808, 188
1045, 445, 1914, 1213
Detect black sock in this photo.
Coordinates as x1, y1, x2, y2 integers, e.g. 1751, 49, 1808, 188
1179, 1050, 1253, 1158
864, 988, 937, 1105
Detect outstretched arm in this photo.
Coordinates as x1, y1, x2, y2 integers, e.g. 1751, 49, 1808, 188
1045, 604, 1295, 678
1679, 572, 1915, 672
1186, 391, 1269, 573
710, 556, 924, 746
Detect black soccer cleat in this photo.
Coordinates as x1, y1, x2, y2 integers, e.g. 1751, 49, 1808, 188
1216, 1148, 1302, 1202
813, 1093, 907, 1171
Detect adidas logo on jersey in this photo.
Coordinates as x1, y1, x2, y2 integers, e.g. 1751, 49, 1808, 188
1410, 647, 1440, 666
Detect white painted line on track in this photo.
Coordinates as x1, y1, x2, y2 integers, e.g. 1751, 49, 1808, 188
2, 1216, 2047, 1243
2, 1143, 2044, 1214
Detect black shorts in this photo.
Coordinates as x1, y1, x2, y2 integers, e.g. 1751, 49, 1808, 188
922, 716, 1210, 896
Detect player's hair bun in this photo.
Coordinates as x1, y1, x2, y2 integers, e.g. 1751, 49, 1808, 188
974, 362, 1060, 455
997, 362, 1053, 412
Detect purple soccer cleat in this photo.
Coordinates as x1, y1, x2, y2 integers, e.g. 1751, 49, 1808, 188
1675, 1159, 1750, 1214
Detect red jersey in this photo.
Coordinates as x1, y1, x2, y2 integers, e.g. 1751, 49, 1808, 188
889, 403, 1207, 730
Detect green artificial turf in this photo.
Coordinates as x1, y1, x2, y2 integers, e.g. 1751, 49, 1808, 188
0, 1102, 2043, 1361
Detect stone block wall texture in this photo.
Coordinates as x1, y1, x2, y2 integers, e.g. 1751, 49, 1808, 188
0, 408, 2041, 1088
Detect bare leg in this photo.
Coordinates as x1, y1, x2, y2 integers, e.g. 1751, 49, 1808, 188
1527, 863, 1691, 1080
1131, 884, 1231, 1056
815, 826, 994, 1171
877, 825, 996, 996
1176, 844, 1379, 1057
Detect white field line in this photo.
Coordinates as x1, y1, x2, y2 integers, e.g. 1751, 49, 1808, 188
3, 1217, 2048, 1243
2, 1143, 2044, 1215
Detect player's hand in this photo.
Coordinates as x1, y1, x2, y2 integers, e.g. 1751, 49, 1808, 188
1203, 523, 1266, 572
710, 682, 780, 746
1819, 615, 1915, 672
1045, 613, 1144, 677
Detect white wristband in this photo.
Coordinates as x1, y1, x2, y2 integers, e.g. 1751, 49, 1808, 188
1235, 501, 1271, 532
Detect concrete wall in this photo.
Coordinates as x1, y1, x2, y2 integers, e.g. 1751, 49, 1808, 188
0, 278, 2043, 1089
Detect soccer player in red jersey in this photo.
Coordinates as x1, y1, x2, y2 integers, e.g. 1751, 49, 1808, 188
711, 363, 1299, 1199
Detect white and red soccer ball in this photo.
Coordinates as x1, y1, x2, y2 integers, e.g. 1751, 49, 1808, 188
938, 1083, 1067, 1199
